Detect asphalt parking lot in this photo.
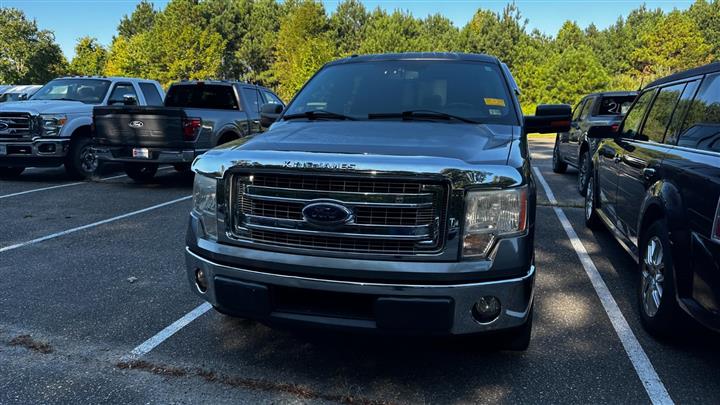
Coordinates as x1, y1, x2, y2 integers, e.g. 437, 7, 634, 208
1, 137, 718, 404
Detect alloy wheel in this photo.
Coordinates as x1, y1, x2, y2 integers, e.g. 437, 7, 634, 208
80, 145, 98, 173
585, 177, 594, 220
641, 236, 665, 318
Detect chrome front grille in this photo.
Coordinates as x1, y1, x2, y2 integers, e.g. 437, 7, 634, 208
231, 173, 448, 256
0, 113, 33, 139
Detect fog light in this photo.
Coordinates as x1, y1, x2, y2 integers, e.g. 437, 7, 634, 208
472, 296, 501, 324
195, 268, 208, 293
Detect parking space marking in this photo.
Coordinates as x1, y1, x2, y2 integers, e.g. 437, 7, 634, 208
533, 167, 673, 405
0, 195, 191, 253
0, 167, 174, 199
123, 303, 212, 361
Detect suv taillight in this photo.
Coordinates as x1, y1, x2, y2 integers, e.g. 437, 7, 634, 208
183, 117, 202, 141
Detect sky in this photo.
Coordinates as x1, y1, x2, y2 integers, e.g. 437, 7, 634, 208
1, 0, 697, 59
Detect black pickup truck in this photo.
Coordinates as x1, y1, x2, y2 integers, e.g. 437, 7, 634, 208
185, 53, 571, 350
92, 81, 284, 181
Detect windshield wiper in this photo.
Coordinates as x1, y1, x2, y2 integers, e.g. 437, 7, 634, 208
283, 110, 356, 121
368, 110, 478, 124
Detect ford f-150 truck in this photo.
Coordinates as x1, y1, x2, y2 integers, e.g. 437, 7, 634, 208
0, 76, 164, 179
93, 81, 284, 182
186, 53, 571, 350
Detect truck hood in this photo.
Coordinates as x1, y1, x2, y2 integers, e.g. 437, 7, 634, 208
195, 121, 525, 189
239, 121, 515, 165
0, 100, 91, 115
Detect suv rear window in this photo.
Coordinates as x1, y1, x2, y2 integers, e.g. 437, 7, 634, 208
165, 84, 239, 110
678, 72, 720, 151
285, 60, 517, 125
597, 96, 636, 116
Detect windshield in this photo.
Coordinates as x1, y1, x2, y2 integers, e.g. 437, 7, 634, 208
31, 79, 111, 104
285, 60, 518, 125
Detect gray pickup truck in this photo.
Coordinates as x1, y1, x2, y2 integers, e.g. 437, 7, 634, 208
186, 53, 570, 350
92, 81, 284, 182
0, 76, 165, 179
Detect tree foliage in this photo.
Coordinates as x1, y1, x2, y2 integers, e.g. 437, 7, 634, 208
69, 36, 107, 76
2, 0, 718, 111
0, 8, 67, 84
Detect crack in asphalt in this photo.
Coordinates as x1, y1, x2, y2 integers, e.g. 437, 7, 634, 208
116, 360, 396, 405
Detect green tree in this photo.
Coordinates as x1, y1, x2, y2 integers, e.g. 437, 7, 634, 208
460, 4, 528, 68
631, 10, 712, 78
419, 14, 460, 52
200, 0, 253, 80
0, 8, 67, 84
271, 0, 334, 100
117, 0, 157, 38
359, 9, 425, 54
69, 36, 107, 76
329, 0, 369, 56
235, 0, 283, 84
687, 0, 720, 58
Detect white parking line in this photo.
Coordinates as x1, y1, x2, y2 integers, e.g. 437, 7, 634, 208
123, 302, 212, 361
533, 167, 673, 405
0, 167, 174, 199
0, 195, 191, 253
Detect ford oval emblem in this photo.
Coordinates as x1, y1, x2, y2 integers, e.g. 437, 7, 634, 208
0, 121, 9, 131
302, 201, 353, 226
128, 120, 144, 128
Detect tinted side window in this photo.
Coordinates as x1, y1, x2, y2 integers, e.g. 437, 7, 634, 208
665, 80, 700, 145
572, 99, 586, 121
108, 83, 138, 105
597, 95, 636, 116
640, 83, 685, 143
262, 90, 283, 106
241, 87, 261, 117
165, 84, 239, 110
678, 73, 720, 152
620, 90, 656, 139
139, 83, 163, 106
580, 97, 594, 120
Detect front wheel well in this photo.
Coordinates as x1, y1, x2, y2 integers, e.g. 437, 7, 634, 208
640, 203, 665, 243
71, 125, 92, 139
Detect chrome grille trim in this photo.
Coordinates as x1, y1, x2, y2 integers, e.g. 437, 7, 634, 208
230, 173, 448, 256
0, 113, 34, 140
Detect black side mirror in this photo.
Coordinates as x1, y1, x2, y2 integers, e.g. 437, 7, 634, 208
260, 103, 283, 128
123, 94, 138, 106
523, 104, 572, 134
587, 124, 619, 139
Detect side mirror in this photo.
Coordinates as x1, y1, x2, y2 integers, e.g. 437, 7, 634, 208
587, 124, 619, 139
123, 94, 138, 106
18, 94, 28, 101
260, 103, 283, 128
523, 104, 572, 134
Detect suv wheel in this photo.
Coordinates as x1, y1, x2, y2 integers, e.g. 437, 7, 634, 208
0, 166, 25, 178
124, 162, 158, 183
584, 175, 602, 229
552, 137, 568, 174
638, 220, 685, 337
577, 151, 591, 196
65, 137, 98, 179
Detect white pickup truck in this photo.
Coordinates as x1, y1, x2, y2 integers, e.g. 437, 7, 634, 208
0, 76, 164, 179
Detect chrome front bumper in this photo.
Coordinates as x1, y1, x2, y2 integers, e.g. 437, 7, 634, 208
0, 138, 70, 158
185, 247, 535, 335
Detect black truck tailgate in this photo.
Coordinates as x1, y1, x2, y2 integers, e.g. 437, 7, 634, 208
93, 106, 190, 148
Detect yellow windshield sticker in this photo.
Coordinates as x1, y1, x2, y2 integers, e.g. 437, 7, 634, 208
484, 98, 506, 107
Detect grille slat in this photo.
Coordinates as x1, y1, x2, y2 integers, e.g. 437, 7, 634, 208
0, 113, 33, 139
233, 174, 447, 255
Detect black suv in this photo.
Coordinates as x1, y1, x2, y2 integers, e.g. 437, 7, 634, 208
585, 62, 720, 336
553, 91, 637, 195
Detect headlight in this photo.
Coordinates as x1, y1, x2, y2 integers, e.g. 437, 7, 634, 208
40, 114, 67, 136
463, 187, 528, 258
192, 174, 218, 239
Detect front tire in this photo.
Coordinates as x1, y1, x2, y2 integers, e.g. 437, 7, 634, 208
584, 174, 602, 230
552, 137, 568, 174
577, 151, 591, 196
0, 166, 25, 179
64, 137, 98, 179
638, 220, 685, 337
124, 162, 158, 183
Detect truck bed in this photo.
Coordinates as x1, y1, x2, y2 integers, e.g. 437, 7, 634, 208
93, 106, 192, 149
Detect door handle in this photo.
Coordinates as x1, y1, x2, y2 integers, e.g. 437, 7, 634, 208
613, 155, 622, 163
643, 168, 657, 180
252, 120, 260, 125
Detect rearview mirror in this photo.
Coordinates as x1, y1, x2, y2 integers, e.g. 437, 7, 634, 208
123, 94, 138, 106
587, 124, 619, 139
523, 104, 572, 134
260, 103, 283, 128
